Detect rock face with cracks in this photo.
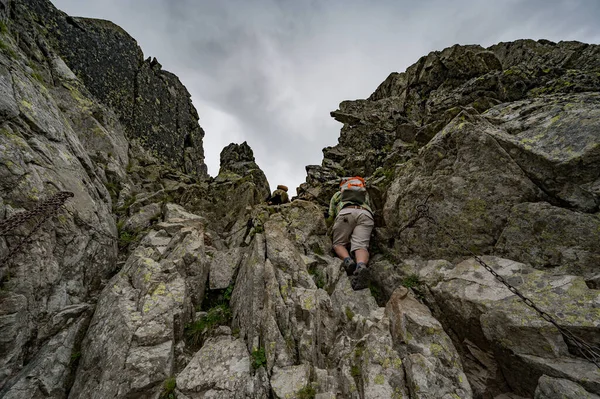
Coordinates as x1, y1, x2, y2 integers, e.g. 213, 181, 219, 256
19, 0, 208, 177
1, 1, 600, 398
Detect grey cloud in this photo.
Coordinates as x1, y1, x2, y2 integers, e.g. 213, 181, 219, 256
54, 0, 600, 195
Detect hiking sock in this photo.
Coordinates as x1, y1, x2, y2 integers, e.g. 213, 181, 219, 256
343, 257, 357, 276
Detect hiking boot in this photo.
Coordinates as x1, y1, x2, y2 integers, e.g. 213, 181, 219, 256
351, 263, 369, 290
343, 257, 357, 276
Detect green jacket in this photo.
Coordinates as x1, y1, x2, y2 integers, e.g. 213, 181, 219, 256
328, 191, 373, 219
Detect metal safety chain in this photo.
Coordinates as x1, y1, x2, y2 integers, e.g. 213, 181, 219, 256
397, 194, 433, 234
402, 197, 600, 369
0, 191, 74, 269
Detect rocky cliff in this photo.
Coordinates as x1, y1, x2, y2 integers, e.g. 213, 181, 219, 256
20, 0, 208, 178
0, 1, 599, 398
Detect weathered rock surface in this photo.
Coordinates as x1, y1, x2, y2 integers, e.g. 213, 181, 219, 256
270, 364, 311, 399
69, 206, 207, 398
297, 38, 600, 399
380, 94, 597, 264
534, 375, 600, 399
386, 287, 471, 399
0, 4, 124, 396
0, 305, 90, 399
383, 111, 543, 260
226, 201, 470, 398
416, 256, 600, 398
2, 2, 600, 398
122, 202, 163, 232
180, 141, 270, 238
485, 92, 600, 213
495, 201, 600, 284
17, 0, 207, 177
177, 335, 269, 398
209, 247, 244, 290
298, 40, 600, 211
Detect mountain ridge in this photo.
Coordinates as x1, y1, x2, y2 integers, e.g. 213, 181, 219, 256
0, 1, 599, 398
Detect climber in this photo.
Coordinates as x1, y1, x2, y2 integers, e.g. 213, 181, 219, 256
328, 176, 374, 290
267, 185, 290, 205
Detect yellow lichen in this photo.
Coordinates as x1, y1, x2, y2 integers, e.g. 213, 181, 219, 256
20, 99, 33, 110
382, 357, 391, 369
393, 358, 403, 369
303, 295, 314, 310
430, 343, 443, 357
152, 283, 167, 296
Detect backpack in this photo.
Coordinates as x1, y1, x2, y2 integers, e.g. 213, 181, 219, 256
340, 176, 366, 204
269, 189, 289, 205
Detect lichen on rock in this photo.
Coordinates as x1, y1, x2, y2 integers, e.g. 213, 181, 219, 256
1, 2, 599, 398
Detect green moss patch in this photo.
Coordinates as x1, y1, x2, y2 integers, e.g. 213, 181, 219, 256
185, 304, 231, 349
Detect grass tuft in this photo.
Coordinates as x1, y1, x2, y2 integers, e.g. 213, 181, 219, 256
344, 306, 355, 321
159, 377, 177, 399
118, 230, 139, 250
297, 385, 316, 399
308, 264, 326, 289
401, 274, 420, 288
251, 347, 266, 370
184, 304, 231, 349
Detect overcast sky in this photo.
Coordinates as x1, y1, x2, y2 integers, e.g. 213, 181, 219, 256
53, 0, 600, 196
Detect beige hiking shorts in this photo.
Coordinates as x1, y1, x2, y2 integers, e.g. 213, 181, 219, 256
332, 208, 374, 253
